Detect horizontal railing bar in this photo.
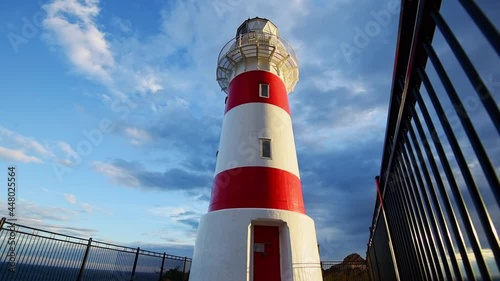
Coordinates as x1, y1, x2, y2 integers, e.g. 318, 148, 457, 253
382, 0, 426, 200
2, 233, 88, 247
1, 220, 90, 241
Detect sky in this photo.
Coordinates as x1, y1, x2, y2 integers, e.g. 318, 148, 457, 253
0, 0, 498, 262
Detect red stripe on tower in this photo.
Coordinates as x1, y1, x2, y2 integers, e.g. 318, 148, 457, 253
225, 70, 291, 115
209, 166, 305, 213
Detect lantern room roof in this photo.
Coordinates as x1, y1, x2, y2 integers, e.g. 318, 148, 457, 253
236, 17, 280, 38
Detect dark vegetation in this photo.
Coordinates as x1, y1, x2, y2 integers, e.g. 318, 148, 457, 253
161, 266, 189, 281
322, 253, 370, 281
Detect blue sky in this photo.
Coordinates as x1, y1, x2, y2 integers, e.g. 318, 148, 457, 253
0, 0, 498, 261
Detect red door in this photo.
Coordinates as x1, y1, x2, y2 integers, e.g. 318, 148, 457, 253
253, 225, 281, 281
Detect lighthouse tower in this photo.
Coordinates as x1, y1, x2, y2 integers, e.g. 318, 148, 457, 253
190, 17, 322, 281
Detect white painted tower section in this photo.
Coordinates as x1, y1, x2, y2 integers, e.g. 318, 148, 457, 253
215, 103, 300, 177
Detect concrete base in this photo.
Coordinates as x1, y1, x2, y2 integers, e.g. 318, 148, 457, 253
190, 208, 323, 281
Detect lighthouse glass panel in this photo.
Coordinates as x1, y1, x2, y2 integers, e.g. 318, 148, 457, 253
259, 83, 269, 98
260, 139, 271, 159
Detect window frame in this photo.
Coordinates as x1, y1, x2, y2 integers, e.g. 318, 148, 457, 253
259, 138, 272, 159
259, 83, 270, 98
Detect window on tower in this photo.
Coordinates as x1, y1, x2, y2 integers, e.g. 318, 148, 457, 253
260, 138, 271, 159
259, 83, 269, 98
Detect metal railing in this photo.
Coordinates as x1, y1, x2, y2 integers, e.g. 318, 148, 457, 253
367, 0, 499, 280
0, 218, 191, 281
216, 30, 299, 93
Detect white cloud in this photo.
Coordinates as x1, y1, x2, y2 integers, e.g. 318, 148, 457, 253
0, 126, 83, 166
58, 141, 78, 156
40, 0, 318, 113
0, 126, 54, 158
14, 198, 80, 222
81, 202, 93, 212
43, 0, 114, 83
312, 70, 368, 94
42, 0, 171, 100
81, 202, 113, 215
111, 16, 132, 33
91, 161, 140, 187
0, 147, 43, 163
3, 199, 97, 238
57, 141, 79, 166
295, 105, 387, 152
150, 206, 177, 217
64, 193, 77, 204
139, 75, 163, 94
123, 127, 152, 145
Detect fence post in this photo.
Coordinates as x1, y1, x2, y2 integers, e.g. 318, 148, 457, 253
158, 252, 166, 281
375, 176, 400, 281
77, 238, 92, 281
0, 217, 5, 229
182, 256, 187, 281
130, 247, 140, 281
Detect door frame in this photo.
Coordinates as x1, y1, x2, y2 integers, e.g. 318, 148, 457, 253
248, 219, 292, 281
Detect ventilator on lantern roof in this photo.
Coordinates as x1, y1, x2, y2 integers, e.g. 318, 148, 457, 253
236, 17, 280, 37
216, 17, 299, 94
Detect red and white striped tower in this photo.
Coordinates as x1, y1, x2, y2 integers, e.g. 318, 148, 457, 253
190, 17, 322, 281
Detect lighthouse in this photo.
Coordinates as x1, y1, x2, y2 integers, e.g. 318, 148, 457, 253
190, 17, 323, 281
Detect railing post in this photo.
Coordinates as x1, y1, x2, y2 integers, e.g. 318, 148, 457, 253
130, 247, 140, 281
158, 252, 166, 281
77, 238, 92, 281
375, 176, 400, 281
0, 217, 5, 229
182, 256, 187, 281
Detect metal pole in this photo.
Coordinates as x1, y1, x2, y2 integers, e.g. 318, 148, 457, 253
370, 232, 383, 281
458, 0, 500, 55
158, 252, 166, 281
375, 176, 400, 281
77, 238, 92, 281
130, 247, 140, 281
182, 256, 188, 281
430, 9, 500, 136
